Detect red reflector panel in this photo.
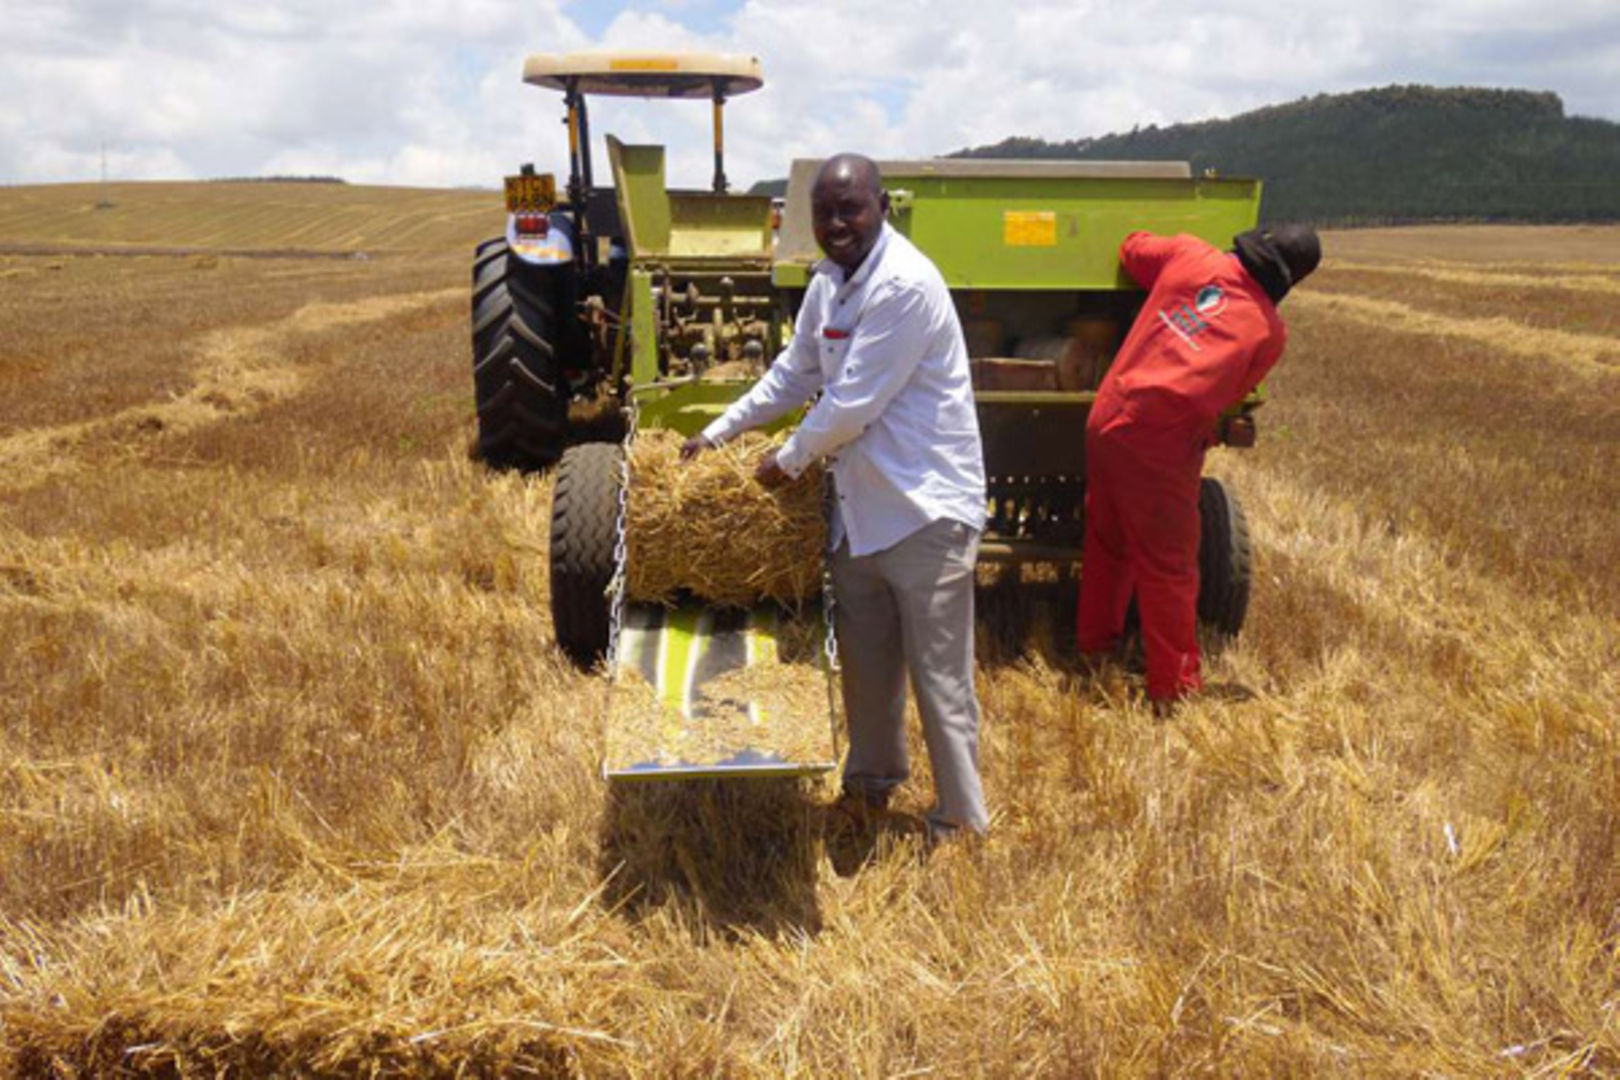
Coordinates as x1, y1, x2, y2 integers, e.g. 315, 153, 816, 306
515, 214, 550, 237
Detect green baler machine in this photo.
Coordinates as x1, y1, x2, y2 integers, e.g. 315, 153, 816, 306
472, 52, 1263, 778
774, 157, 1262, 588
623, 157, 1265, 567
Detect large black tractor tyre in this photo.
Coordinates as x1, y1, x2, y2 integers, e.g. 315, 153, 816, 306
470, 238, 572, 471
550, 442, 624, 667
1196, 476, 1252, 638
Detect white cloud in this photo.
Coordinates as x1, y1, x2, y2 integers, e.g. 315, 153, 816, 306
1, 0, 1616, 188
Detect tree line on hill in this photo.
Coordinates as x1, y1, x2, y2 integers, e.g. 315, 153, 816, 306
949, 86, 1620, 225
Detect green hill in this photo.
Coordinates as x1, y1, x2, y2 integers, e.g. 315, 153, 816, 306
951, 86, 1620, 225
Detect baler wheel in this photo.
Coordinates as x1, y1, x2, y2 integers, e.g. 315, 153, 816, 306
470, 237, 570, 471
550, 442, 624, 667
1196, 477, 1252, 638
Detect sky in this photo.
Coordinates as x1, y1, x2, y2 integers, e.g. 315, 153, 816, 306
3, 0, 1618, 190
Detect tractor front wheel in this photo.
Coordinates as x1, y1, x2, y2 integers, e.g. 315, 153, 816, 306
550, 442, 624, 667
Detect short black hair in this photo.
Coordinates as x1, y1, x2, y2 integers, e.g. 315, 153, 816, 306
814, 153, 883, 199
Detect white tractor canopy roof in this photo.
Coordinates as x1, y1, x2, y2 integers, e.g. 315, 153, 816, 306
522, 52, 764, 98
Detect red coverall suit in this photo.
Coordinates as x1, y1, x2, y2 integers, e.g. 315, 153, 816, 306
1075, 232, 1286, 701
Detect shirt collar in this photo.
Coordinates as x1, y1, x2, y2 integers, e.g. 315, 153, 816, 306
815, 222, 892, 289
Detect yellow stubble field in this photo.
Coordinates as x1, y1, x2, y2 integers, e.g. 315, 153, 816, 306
0, 184, 1616, 1076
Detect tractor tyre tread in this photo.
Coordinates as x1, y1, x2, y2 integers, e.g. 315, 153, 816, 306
1197, 476, 1252, 638
469, 239, 569, 471
550, 442, 623, 666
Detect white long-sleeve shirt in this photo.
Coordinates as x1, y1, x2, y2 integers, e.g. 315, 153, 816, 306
702, 224, 986, 557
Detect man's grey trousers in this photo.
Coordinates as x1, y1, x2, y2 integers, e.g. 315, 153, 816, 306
831, 517, 989, 834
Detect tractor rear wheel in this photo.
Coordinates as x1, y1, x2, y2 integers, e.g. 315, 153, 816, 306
1196, 476, 1252, 637
550, 441, 624, 667
470, 238, 571, 471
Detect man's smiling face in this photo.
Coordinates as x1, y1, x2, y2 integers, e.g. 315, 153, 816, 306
811, 156, 888, 274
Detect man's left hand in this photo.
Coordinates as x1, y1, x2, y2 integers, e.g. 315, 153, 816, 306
754, 451, 791, 488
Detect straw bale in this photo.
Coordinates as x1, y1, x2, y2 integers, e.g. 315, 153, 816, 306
626, 429, 826, 607
605, 659, 834, 770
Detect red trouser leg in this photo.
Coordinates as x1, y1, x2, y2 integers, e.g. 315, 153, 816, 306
1079, 414, 1204, 700
1075, 424, 1134, 655
1129, 468, 1202, 701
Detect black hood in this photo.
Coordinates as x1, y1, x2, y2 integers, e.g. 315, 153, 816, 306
1233, 224, 1322, 304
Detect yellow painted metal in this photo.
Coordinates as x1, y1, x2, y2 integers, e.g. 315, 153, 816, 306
611, 56, 680, 72
628, 269, 658, 386
606, 136, 771, 261
607, 137, 672, 256
773, 157, 1263, 290
524, 51, 764, 99
667, 195, 772, 258
630, 379, 800, 437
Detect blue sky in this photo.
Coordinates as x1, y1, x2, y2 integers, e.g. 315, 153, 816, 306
3, 0, 1618, 188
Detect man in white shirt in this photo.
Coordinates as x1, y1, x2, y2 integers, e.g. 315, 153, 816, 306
682, 154, 989, 838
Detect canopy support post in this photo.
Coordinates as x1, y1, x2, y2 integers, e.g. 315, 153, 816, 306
711, 80, 728, 194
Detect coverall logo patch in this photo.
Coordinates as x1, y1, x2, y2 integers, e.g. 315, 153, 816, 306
1195, 284, 1227, 317
1157, 284, 1227, 353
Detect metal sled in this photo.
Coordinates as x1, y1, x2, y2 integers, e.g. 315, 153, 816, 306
603, 603, 839, 780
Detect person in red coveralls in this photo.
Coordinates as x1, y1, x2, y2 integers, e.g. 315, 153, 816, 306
1075, 225, 1321, 707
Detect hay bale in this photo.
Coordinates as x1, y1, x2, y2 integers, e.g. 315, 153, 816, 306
625, 430, 826, 608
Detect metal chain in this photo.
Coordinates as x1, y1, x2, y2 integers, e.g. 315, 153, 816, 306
819, 468, 843, 758
819, 469, 840, 675
604, 391, 638, 671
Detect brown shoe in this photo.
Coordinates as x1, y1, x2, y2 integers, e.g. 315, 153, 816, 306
831, 790, 888, 828
922, 819, 987, 863
825, 792, 887, 876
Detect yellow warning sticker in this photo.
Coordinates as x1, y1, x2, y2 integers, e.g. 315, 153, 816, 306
609, 57, 681, 72
1003, 210, 1057, 247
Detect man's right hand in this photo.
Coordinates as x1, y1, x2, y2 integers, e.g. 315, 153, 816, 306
679, 434, 714, 461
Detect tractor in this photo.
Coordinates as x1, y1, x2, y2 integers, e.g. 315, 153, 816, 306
469, 52, 1265, 777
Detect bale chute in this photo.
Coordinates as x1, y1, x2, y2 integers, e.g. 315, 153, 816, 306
604, 603, 837, 779
547, 427, 838, 780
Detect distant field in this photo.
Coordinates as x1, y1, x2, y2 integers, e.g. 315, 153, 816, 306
1323, 222, 1620, 267
0, 181, 499, 254
0, 212, 1615, 1076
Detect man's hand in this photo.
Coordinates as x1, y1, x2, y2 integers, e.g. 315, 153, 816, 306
754, 450, 791, 488
679, 434, 714, 461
